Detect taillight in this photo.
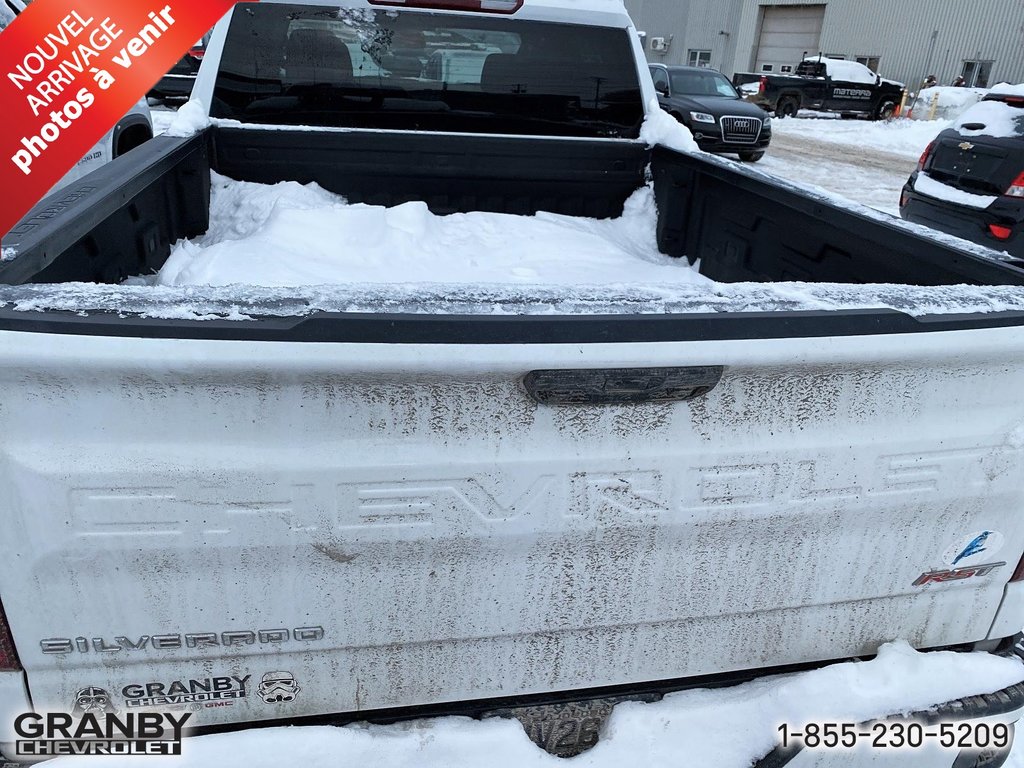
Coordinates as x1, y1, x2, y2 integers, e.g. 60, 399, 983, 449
0, 598, 21, 671
368, 0, 523, 12
989, 224, 1013, 241
1005, 171, 1024, 198
188, 47, 205, 60
1010, 552, 1024, 582
759, 75, 767, 95
917, 140, 936, 171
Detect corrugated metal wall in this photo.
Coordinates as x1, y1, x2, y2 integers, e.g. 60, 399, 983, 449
623, 0, 742, 70
814, 0, 1024, 88
624, 0, 1024, 88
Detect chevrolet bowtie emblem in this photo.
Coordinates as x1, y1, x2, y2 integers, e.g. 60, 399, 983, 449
959, 141, 974, 150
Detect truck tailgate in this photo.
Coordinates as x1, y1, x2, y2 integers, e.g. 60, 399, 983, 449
2, 323, 1024, 726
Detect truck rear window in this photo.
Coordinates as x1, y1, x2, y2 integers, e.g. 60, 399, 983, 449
210, 4, 644, 139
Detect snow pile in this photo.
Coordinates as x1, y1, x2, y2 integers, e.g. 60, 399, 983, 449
155, 173, 709, 288
738, 81, 761, 96
49, 642, 1024, 768
639, 98, 699, 152
910, 86, 987, 121
956, 98, 1024, 139
164, 99, 211, 138
803, 57, 887, 85
991, 82, 1024, 97
915, 172, 998, 209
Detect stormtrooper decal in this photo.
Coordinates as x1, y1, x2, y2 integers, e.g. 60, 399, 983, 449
257, 672, 300, 704
71, 686, 118, 716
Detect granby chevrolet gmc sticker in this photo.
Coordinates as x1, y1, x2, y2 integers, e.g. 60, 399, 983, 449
40, 625, 325, 654
123, 675, 249, 708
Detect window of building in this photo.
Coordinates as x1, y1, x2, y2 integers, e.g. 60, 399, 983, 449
780, 65, 792, 73
855, 55, 880, 72
760, 63, 774, 72
688, 49, 712, 68
961, 60, 994, 88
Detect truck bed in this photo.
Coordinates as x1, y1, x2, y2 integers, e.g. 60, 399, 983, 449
4, 127, 1023, 291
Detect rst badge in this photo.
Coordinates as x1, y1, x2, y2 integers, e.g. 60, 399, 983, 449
915, 531, 1009, 586
913, 561, 1006, 587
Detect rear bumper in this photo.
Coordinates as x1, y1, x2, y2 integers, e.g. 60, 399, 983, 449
900, 174, 1024, 258
3, 645, 1022, 765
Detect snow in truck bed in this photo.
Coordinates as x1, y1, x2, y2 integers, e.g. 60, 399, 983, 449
6, 161, 1024, 320
151, 173, 709, 289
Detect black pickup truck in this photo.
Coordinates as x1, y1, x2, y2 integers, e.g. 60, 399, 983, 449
734, 57, 904, 120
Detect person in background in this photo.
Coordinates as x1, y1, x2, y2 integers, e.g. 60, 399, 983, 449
952, 75, 966, 87
922, 74, 937, 89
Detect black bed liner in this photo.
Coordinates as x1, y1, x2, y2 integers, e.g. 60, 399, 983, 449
2, 126, 1023, 342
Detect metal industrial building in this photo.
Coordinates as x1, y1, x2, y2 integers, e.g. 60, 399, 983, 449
624, 0, 1024, 89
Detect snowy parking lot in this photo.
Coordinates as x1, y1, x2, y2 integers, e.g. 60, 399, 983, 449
758, 115, 951, 217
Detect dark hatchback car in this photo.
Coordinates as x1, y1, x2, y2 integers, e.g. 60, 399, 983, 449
650, 64, 771, 161
901, 90, 1024, 258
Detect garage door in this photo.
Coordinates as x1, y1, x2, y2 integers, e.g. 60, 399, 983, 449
754, 5, 826, 73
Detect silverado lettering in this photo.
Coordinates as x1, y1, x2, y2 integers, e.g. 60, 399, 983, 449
40, 627, 325, 654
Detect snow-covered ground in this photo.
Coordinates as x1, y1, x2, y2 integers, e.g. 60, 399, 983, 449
48, 642, 1024, 768
758, 116, 948, 215
771, 115, 951, 158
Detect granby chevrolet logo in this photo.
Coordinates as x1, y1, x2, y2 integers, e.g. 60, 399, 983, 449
14, 705, 191, 757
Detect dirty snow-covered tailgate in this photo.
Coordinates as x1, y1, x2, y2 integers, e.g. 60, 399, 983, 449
1, 324, 1023, 729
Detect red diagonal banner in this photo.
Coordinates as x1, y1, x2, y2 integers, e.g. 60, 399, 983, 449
0, 0, 244, 237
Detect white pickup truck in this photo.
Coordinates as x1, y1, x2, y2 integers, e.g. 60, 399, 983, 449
3, 1, 1024, 766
